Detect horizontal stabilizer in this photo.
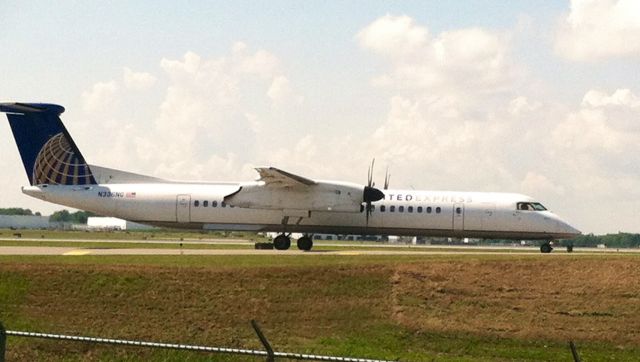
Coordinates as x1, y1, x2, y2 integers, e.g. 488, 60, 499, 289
89, 165, 167, 184
0, 102, 65, 115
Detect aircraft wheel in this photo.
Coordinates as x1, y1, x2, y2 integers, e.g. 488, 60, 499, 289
540, 243, 553, 254
297, 236, 313, 251
274, 234, 291, 250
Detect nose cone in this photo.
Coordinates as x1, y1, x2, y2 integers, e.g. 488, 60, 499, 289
545, 212, 581, 239
558, 221, 582, 239
553, 215, 581, 239
563, 222, 582, 238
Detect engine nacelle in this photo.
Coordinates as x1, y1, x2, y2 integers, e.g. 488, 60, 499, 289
224, 181, 366, 213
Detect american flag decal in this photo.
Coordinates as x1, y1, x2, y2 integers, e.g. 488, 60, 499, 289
126, 192, 137, 198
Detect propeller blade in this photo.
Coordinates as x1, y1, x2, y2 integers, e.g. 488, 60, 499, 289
367, 158, 375, 187
366, 202, 370, 226
384, 167, 390, 190
364, 158, 384, 227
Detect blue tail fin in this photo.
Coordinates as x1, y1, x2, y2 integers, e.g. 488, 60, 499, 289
1, 103, 96, 186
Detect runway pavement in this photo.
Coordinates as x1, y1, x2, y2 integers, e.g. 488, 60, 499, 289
0, 245, 635, 256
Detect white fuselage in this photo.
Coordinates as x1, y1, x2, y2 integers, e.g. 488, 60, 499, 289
23, 182, 580, 240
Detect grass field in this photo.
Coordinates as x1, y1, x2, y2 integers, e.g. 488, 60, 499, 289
2, 251, 640, 361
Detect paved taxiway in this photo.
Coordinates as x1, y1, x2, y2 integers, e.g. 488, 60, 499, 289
2, 237, 638, 255
1, 246, 637, 256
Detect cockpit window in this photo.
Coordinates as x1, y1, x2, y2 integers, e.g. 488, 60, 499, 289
517, 202, 547, 211
531, 202, 547, 211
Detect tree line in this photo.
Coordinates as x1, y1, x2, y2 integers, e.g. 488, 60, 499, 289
0, 207, 41, 216
0, 208, 96, 224
564, 233, 640, 248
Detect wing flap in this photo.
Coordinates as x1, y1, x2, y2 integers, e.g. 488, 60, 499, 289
255, 167, 317, 187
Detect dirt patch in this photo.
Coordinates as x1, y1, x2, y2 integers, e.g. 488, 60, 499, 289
391, 257, 640, 344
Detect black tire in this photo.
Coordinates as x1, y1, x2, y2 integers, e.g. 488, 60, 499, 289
540, 243, 553, 253
274, 235, 291, 250
297, 236, 313, 251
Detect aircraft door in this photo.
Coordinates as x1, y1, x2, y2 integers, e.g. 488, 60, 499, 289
453, 203, 464, 231
482, 203, 496, 230
176, 194, 191, 223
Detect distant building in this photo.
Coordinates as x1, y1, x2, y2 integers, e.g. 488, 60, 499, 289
0, 215, 53, 229
310, 233, 386, 242
86, 217, 154, 231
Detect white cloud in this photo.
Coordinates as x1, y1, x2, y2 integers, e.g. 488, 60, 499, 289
509, 96, 541, 115
549, 89, 640, 212
553, 89, 640, 157
582, 88, 640, 108
81, 80, 119, 112
520, 172, 565, 197
267, 75, 303, 107
357, 15, 517, 94
123, 67, 157, 90
555, 0, 640, 61
356, 15, 429, 57
231, 41, 280, 78
77, 44, 302, 182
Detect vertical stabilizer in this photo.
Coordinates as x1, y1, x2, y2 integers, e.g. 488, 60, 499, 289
0, 103, 96, 186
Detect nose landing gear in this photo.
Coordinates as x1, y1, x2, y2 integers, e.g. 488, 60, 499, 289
540, 242, 553, 253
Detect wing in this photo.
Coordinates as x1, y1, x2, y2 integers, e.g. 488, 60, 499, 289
255, 167, 317, 187
224, 167, 365, 213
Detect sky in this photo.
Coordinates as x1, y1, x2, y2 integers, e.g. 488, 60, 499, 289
1, 0, 639, 234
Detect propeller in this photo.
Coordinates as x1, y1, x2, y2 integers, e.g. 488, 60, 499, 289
363, 159, 385, 225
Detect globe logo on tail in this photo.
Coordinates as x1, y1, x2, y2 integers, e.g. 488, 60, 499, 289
32, 132, 94, 185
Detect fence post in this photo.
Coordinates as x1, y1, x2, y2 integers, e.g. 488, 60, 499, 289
569, 341, 581, 362
0, 321, 6, 362
251, 320, 275, 362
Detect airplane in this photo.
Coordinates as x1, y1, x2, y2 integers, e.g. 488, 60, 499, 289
1, 102, 581, 253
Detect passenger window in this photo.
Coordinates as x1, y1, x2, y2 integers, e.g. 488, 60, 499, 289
212, 201, 218, 207
380, 205, 386, 212
426, 207, 432, 213
221, 202, 227, 208
399, 206, 404, 212
371, 205, 375, 211
194, 200, 199, 207
203, 201, 208, 207
390, 206, 395, 212
417, 206, 423, 213
456, 207, 461, 214
408, 206, 414, 213
436, 207, 441, 213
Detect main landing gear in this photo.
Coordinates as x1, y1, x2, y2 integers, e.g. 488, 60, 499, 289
272, 234, 314, 251
540, 241, 553, 254
273, 234, 291, 250
297, 235, 313, 251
